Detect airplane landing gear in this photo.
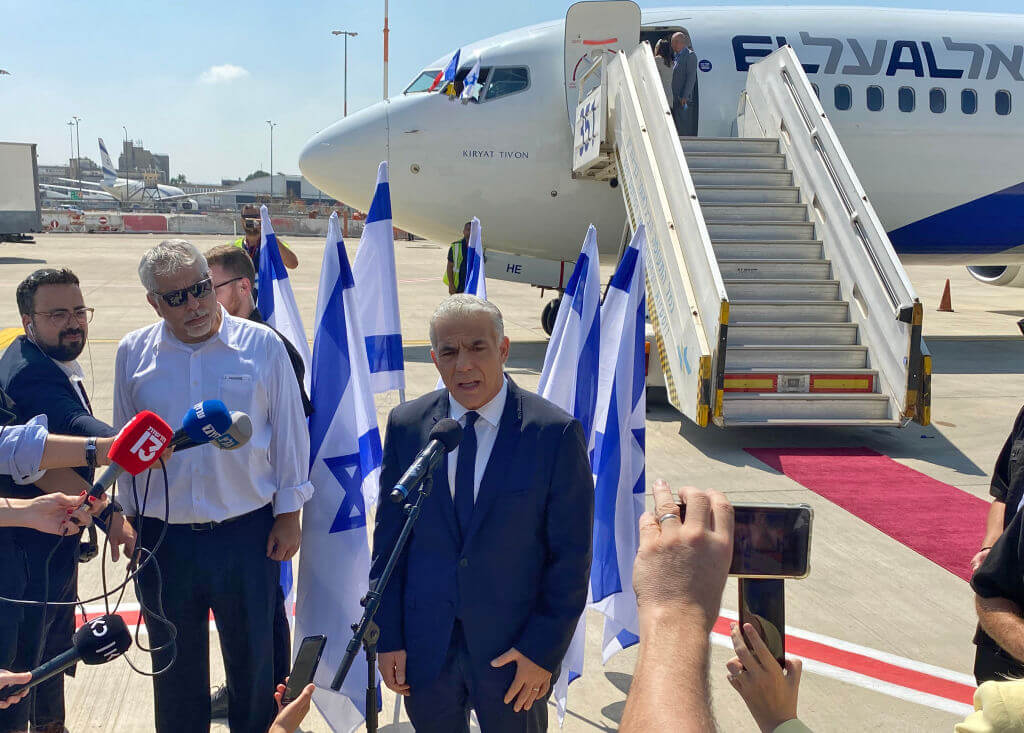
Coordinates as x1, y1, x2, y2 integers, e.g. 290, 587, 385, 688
541, 297, 561, 336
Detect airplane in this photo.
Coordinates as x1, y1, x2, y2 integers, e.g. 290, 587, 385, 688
298, 3, 1024, 326
40, 138, 220, 211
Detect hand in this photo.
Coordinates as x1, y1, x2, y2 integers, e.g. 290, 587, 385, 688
15, 494, 91, 535
490, 648, 552, 712
726, 622, 802, 733
106, 511, 137, 562
267, 511, 301, 561
270, 677, 315, 733
971, 548, 991, 574
0, 669, 31, 709
633, 481, 734, 635
680, 97, 688, 106
378, 650, 410, 696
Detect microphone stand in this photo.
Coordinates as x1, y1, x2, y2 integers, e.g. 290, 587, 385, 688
331, 474, 434, 733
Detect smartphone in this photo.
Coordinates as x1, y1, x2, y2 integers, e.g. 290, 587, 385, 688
243, 217, 259, 232
678, 502, 813, 578
739, 578, 786, 666
282, 634, 326, 705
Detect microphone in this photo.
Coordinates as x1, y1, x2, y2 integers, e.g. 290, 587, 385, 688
3, 614, 132, 697
173, 411, 253, 453
85, 411, 174, 502
167, 400, 233, 451
390, 418, 462, 503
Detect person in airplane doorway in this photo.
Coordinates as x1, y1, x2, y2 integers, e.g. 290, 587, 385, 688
444, 221, 472, 295
654, 38, 675, 107
971, 404, 1024, 683
671, 31, 699, 137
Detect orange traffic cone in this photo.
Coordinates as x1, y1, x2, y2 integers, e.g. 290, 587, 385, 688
937, 279, 954, 312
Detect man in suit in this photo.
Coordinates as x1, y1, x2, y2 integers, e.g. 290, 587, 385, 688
0, 267, 134, 733
671, 31, 699, 136
371, 294, 594, 732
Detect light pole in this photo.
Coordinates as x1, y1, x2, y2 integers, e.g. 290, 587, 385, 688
266, 120, 277, 200
66, 121, 75, 176
331, 30, 358, 116
383, 1, 389, 99
72, 115, 82, 191
122, 126, 130, 202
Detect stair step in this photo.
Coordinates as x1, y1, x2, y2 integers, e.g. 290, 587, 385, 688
722, 369, 877, 393
725, 344, 868, 369
725, 279, 840, 300
701, 203, 808, 222
707, 221, 815, 241
730, 300, 850, 323
691, 169, 794, 187
729, 322, 859, 346
721, 393, 893, 424
718, 260, 831, 280
684, 152, 788, 170
713, 240, 824, 259
680, 136, 780, 154
696, 185, 801, 204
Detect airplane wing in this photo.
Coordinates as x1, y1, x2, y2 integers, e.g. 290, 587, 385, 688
40, 183, 116, 198
56, 177, 105, 188
155, 189, 239, 201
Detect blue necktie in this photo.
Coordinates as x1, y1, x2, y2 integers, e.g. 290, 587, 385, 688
454, 411, 479, 542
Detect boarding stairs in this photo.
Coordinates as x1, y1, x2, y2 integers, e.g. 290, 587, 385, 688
570, 36, 930, 427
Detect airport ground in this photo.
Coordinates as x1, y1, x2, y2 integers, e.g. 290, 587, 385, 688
2, 232, 1023, 731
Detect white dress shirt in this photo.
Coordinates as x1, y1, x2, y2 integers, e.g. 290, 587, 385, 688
49, 355, 90, 412
446, 379, 508, 502
113, 307, 313, 523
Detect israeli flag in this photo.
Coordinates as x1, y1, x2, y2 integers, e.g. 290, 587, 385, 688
295, 212, 383, 732
461, 57, 482, 102
352, 162, 405, 395
256, 204, 313, 616
589, 225, 647, 663
464, 216, 486, 300
537, 225, 602, 722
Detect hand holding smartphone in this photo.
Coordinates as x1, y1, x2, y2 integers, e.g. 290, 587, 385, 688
282, 635, 327, 705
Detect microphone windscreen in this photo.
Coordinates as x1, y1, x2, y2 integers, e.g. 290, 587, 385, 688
73, 614, 132, 664
108, 411, 174, 475
430, 418, 463, 452
181, 400, 232, 444
218, 412, 253, 450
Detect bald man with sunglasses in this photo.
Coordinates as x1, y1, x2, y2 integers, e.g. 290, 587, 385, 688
113, 239, 313, 732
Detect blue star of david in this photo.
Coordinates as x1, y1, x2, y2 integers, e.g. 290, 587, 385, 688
325, 452, 367, 533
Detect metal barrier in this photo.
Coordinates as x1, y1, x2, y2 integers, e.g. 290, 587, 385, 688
738, 46, 929, 424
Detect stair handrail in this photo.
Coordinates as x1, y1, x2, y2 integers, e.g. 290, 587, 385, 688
739, 46, 929, 424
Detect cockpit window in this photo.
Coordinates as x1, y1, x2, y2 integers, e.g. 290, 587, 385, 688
453, 66, 491, 99
484, 67, 530, 100
405, 70, 441, 94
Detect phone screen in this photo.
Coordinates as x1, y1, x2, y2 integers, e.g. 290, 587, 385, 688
283, 635, 326, 705
739, 578, 786, 666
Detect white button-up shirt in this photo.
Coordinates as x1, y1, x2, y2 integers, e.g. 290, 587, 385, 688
113, 308, 313, 523
446, 379, 508, 502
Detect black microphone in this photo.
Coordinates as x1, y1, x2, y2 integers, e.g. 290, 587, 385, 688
3, 614, 132, 698
390, 418, 462, 503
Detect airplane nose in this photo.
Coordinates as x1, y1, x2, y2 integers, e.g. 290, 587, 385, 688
299, 104, 388, 208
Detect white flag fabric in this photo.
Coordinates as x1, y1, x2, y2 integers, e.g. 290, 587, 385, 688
352, 161, 405, 395
461, 57, 483, 102
464, 216, 486, 299
256, 203, 313, 621
589, 225, 647, 663
294, 212, 383, 732
537, 225, 602, 723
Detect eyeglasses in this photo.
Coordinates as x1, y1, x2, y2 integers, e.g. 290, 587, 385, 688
213, 276, 244, 290
32, 307, 95, 327
155, 276, 213, 307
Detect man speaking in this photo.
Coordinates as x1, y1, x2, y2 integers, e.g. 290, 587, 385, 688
371, 295, 594, 732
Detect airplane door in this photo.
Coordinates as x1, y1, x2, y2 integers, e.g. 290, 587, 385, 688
564, 1, 641, 124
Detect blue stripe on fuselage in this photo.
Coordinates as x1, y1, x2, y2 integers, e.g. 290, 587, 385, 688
888, 181, 1024, 255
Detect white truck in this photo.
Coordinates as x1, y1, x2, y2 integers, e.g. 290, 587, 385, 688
0, 142, 41, 243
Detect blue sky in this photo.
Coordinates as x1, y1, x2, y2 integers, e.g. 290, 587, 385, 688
0, 0, 1018, 182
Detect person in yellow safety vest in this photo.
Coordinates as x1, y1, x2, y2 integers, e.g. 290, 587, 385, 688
232, 204, 299, 272
443, 221, 472, 295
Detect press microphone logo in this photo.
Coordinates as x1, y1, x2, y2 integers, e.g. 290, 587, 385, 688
129, 426, 168, 463
201, 423, 223, 440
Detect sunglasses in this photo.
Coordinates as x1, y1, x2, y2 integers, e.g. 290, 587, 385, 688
155, 276, 213, 307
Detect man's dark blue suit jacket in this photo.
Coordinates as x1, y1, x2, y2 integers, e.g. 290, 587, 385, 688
371, 378, 594, 689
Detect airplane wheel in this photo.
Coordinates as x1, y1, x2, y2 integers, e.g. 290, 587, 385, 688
541, 298, 560, 336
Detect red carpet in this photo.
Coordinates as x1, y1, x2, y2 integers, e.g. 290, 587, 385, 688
745, 448, 989, 582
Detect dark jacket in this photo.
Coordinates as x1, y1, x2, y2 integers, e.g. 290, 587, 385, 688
370, 378, 594, 688
249, 308, 313, 417
672, 47, 698, 107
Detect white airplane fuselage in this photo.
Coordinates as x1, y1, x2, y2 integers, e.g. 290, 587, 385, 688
299, 6, 1024, 270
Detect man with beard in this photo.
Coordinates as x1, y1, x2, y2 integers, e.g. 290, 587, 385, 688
0, 268, 135, 733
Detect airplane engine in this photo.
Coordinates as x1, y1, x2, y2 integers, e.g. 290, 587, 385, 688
967, 266, 1024, 287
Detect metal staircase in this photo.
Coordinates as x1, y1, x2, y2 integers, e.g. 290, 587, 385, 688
684, 136, 893, 424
